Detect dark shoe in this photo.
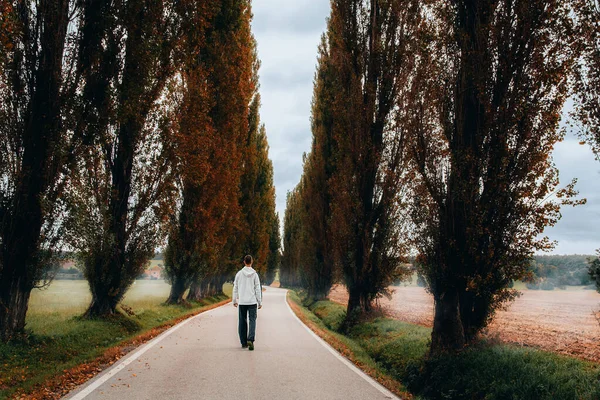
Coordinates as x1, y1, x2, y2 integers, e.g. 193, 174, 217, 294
242, 344, 248, 348
248, 341, 254, 351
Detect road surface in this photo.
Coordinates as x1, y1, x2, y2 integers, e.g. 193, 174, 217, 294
64, 287, 397, 400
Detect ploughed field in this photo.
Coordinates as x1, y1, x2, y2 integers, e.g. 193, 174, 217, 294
328, 284, 600, 362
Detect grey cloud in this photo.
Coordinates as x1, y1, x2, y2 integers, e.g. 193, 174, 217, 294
252, 1, 326, 223
255, 34, 321, 104
261, 69, 316, 92
252, 0, 330, 35
551, 239, 598, 255
260, 88, 314, 123
544, 135, 600, 254
269, 127, 312, 218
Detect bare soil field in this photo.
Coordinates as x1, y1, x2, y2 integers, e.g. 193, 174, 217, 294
328, 285, 600, 362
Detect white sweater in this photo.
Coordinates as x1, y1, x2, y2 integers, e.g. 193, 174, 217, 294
232, 266, 262, 306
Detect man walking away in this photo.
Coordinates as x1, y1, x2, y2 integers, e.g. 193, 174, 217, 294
232, 255, 262, 350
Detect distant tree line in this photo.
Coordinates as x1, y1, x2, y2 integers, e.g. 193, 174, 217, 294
0, 0, 279, 341
282, 0, 597, 356
528, 255, 595, 290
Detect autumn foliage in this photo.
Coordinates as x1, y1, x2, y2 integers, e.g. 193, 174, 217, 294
0, 0, 278, 336
284, 0, 585, 356
408, 0, 584, 354
238, 77, 279, 283
283, 0, 418, 319
164, 1, 279, 303
164, 0, 253, 304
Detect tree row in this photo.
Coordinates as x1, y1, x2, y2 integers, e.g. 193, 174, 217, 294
282, 0, 599, 356
0, 0, 279, 341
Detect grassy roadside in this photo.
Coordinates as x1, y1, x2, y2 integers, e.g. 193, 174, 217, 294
288, 290, 600, 400
0, 283, 232, 400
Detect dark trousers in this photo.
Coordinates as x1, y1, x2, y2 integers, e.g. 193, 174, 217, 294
238, 304, 257, 345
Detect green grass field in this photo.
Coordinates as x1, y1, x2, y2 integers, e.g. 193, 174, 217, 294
290, 291, 600, 400
29, 280, 174, 315
0, 280, 232, 399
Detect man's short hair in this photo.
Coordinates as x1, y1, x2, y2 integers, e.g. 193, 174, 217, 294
244, 255, 253, 265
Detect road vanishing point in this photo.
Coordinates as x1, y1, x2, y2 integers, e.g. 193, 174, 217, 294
64, 287, 398, 400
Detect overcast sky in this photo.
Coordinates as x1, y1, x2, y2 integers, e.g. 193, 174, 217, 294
251, 0, 600, 255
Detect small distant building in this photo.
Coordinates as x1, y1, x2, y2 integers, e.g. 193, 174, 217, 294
144, 264, 163, 280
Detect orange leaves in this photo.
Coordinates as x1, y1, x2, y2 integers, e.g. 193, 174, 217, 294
283, 0, 420, 303
0, 1, 15, 57
164, 0, 259, 291
239, 108, 277, 278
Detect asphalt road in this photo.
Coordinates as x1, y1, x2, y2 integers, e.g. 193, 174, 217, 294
64, 287, 398, 400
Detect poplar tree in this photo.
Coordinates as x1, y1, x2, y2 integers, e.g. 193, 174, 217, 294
239, 88, 279, 281
326, 0, 419, 319
163, 0, 218, 304
299, 34, 336, 301
186, 0, 254, 301
0, 0, 76, 339
165, 0, 255, 303
409, 0, 583, 354
67, 0, 179, 316
281, 187, 305, 288
266, 213, 281, 285
234, 36, 280, 284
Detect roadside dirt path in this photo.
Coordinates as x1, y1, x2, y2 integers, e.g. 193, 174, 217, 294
329, 285, 600, 362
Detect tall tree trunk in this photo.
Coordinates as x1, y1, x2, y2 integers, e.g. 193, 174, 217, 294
166, 277, 188, 305
206, 278, 218, 297
317, 283, 329, 301
84, 255, 128, 317
458, 290, 475, 342
346, 284, 362, 317
341, 282, 363, 332
186, 281, 203, 302
214, 276, 226, 296
85, 290, 120, 317
430, 289, 465, 355
84, 255, 127, 317
360, 292, 372, 313
0, 190, 43, 337
459, 290, 493, 343
0, 276, 31, 341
